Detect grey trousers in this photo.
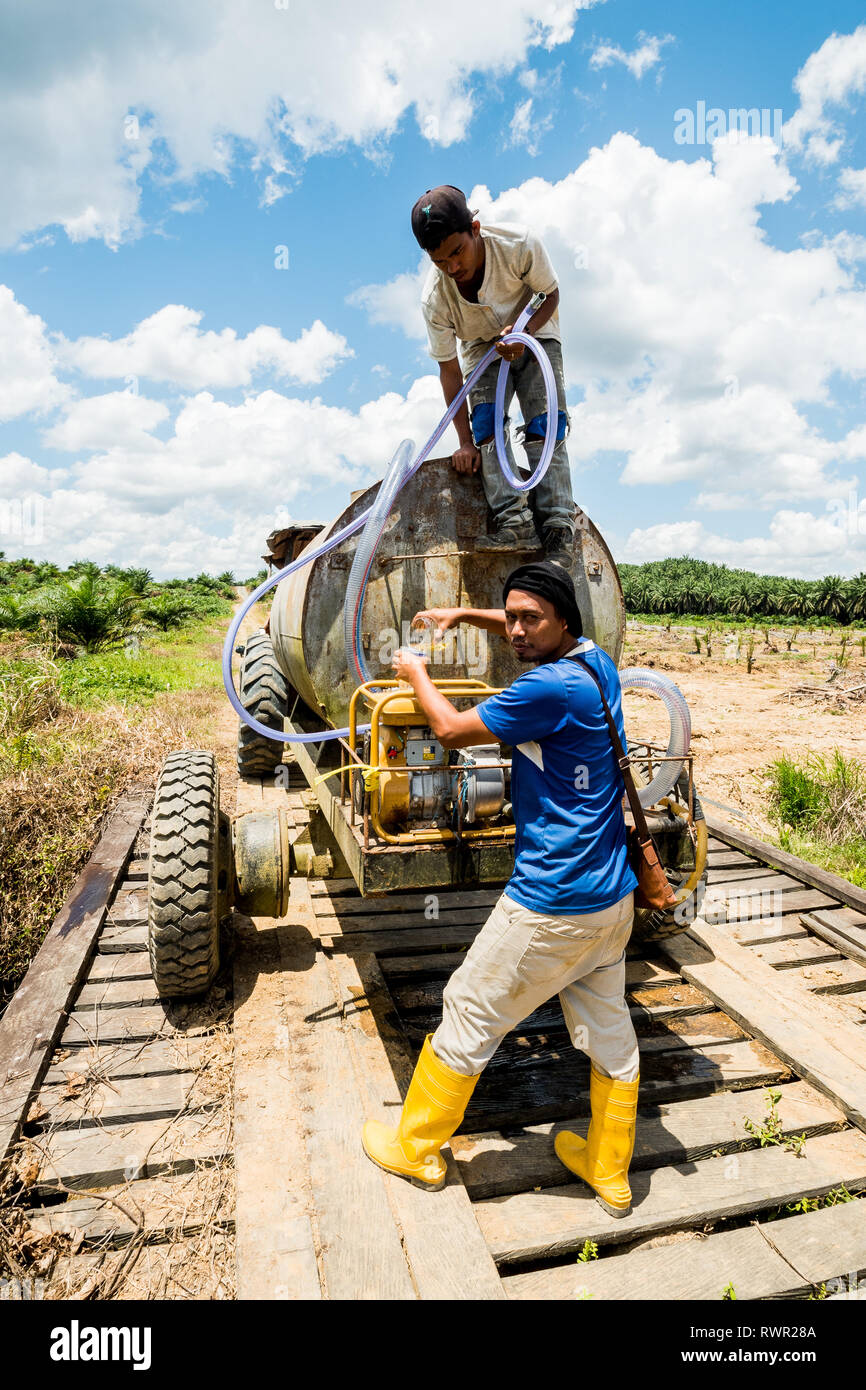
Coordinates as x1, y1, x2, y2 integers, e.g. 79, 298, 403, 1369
466, 338, 575, 537
431, 890, 640, 1082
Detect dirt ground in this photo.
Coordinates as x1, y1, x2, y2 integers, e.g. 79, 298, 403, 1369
620, 622, 866, 839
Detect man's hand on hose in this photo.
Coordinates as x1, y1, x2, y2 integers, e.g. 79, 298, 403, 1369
495, 324, 525, 362
451, 441, 481, 474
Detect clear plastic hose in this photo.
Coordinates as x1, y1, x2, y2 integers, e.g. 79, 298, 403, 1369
619, 667, 692, 808
344, 438, 415, 685
223, 296, 559, 742
342, 298, 557, 687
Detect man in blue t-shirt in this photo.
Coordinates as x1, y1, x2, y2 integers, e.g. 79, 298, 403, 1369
361, 561, 641, 1218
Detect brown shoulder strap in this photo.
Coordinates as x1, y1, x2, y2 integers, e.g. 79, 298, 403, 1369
566, 653, 654, 844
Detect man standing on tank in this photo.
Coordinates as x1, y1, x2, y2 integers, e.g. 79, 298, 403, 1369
361, 561, 642, 1219
411, 185, 577, 569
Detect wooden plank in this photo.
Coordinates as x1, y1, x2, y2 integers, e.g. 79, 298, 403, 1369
315, 906, 493, 936
29, 1108, 230, 1192
381, 952, 680, 990
705, 865, 778, 885
98, 920, 148, 952
391, 961, 687, 1008
232, 910, 321, 1302
705, 849, 761, 868
813, 904, 866, 935
0, 788, 149, 1166
709, 872, 833, 896
393, 980, 715, 1032
661, 919, 866, 1128
453, 1079, 844, 1201
708, 834, 750, 856
24, 1169, 233, 1247
706, 886, 839, 919
381, 950, 470, 980
284, 886, 416, 1300
44, 1036, 208, 1085
790, 959, 866, 995
803, 911, 866, 968
109, 889, 148, 921
311, 887, 504, 917
749, 937, 845, 968
60, 1004, 176, 1047
705, 813, 866, 917
37, 1070, 214, 1129
628, 1016, 747, 1053
75, 977, 162, 1011
504, 1198, 866, 1301
322, 923, 483, 954
85, 954, 153, 984
727, 918, 808, 946
460, 1036, 789, 1133
474, 1128, 866, 1267
400, 981, 719, 1043
332, 949, 505, 1300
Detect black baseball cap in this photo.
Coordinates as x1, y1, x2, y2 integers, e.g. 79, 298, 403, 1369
411, 185, 475, 251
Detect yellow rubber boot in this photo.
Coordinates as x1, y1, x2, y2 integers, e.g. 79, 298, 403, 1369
362, 1035, 480, 1190
554, 1066, 640, 1217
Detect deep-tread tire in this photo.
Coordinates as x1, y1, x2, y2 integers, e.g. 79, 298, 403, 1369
148, 750, 221, 999
236, 629, 289, 778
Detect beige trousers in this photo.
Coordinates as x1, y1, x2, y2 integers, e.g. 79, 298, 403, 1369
431, 890, 639, 1082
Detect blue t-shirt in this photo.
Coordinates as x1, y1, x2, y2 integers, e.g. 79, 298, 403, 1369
476, 639, 638, 915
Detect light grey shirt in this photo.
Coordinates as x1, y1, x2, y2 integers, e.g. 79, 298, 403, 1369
420, 222, 560, 376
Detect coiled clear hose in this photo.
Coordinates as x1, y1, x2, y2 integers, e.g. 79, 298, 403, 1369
223, 297, 558, 736
620, 667, 692, 807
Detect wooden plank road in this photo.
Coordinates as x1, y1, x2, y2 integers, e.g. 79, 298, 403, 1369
504, 1199, 866, 1301
0, 788, 149, 1165
8, 767, 866, 1302
475, 1129, 866, 1267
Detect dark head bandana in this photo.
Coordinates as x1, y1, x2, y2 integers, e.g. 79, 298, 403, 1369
503, 561, 584, 637
410, 185, 474, 251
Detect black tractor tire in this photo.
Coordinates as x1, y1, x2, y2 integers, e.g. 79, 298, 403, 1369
148, 750, 223, 999
236, 629, 289, 779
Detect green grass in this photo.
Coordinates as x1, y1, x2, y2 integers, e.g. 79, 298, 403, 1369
766, 751, 866, 889
57, 620, 226, 707
0, 621, 233, 1008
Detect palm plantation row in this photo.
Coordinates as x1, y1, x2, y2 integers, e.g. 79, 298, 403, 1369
620, 558, 866, 625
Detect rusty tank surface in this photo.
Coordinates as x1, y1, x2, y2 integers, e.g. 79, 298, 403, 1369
269, 456, 625, 727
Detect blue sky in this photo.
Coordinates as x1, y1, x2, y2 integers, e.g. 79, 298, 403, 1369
0, 0, 864, 578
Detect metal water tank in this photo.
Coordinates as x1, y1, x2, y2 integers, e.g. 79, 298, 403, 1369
269, 457, 625, 728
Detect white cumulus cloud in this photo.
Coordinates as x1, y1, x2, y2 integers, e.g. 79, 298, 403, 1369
623, 510, 866, 579
42, 392, 171, 452
0, 286, 69, 422
589, 32, 674, 80
783, 24, 866, 165
834, 166, 866, 209
60, 306, 353, 389
0, 0, 603, 249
